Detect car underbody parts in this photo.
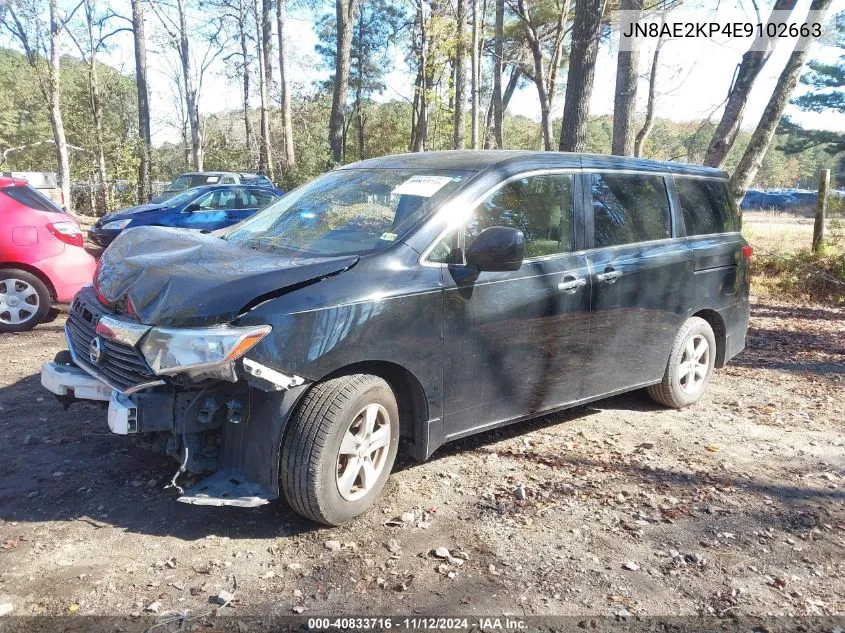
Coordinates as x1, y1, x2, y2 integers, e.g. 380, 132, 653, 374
176, 468, 274, 508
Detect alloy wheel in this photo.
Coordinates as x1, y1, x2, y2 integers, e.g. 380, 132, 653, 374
0, 278, 40, 326
678, 334, 709, 394
336, 403, 392, 501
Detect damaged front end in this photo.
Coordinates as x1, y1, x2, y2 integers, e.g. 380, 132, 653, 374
41, 226, 357, 507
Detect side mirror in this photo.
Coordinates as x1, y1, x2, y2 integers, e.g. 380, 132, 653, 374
465, 226, 525, 272
183, 203, 199, 214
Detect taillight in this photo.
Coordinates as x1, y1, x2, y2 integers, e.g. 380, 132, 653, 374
741, 244, 753, 260
47, 221, 83, 247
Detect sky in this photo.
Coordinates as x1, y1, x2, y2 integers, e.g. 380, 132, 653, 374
10, 0, 845, 146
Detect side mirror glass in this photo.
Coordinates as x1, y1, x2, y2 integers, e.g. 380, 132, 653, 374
465, 226, 525, 272
183, 203, 199, 213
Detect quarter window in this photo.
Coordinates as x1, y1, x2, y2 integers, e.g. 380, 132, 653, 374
675, 177, 740, 235
467, 173, 575, 259
589, 173, 671, 247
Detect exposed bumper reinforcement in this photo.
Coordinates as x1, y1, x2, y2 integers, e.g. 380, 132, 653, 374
41, 362, 113, 401
176, 468, 275, 508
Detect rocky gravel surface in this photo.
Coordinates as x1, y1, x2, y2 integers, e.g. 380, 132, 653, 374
0, 301, 843, 624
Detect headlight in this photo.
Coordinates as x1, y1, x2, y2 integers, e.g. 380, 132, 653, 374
140, 324, 271, 375
102, 219, 132, 230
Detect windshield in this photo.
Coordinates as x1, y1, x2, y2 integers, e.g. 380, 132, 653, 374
224, 168, 471, 256
165, 188, 205, 206
168, 174, 222, 192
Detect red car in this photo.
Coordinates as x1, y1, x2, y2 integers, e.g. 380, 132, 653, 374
0, 177, 96, 332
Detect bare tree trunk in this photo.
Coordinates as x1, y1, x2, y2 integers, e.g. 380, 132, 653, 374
453, 0, 466, 149
559, 0, 604, 152
355, 9, 365, 160
81, 0, 109, 213
515, 0, 557, 150
276, 0, 295, 169
470, 0, 479, 149
633, 34, 663, 158
254, 0, 274, 178
611, 0, 641, 156
729, 0, 833, 198
329, 0, 357, 166
175, 0, 202, 170
131, 0, 152, 202
47, 0, 71, 210
357, 100, 365, 160
484, 65, 520, 147
491, 0, 504, 148
261, 0, 274, 177
704, 0, 798, 167
410, 69, 419, 150
90, 67, 109, 212
238, 0, 254, 162
411, 2, 428, 152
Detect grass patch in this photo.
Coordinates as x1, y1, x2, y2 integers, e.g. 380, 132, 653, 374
753, 248, 845, 305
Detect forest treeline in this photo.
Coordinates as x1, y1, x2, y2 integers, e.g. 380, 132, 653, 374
0, 0, 842, 214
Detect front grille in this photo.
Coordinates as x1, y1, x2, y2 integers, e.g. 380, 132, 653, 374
67, 297, 156, 391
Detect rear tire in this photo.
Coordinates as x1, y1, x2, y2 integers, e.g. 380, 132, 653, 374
648, 316, 716, 409
280, 374, 400, 526
0, 269, 51, 333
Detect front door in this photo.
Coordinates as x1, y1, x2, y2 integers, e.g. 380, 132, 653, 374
174, 189, 240, 231
578, 171, 695, 400
436, 171, 592, 439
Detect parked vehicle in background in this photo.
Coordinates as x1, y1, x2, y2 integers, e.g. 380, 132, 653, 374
0, 177, 95, 332
150, 172, 278, 204
41, 151, 750, 525
1, 171, 64, 208
88, 184, 282, 247
739, 188, 845, 213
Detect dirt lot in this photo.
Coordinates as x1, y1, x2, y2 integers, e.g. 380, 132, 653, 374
0, 300, 843, 624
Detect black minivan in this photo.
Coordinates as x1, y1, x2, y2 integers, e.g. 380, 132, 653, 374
41, 151, 750, 525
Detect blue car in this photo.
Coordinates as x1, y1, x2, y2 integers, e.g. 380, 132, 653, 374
89, 184, 282, 247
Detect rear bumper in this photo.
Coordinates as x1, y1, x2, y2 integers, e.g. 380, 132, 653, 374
35, 246, 96, 303
720, 298, 750, 365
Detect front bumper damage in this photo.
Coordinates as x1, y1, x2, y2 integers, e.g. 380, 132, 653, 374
41, 295, 310, 508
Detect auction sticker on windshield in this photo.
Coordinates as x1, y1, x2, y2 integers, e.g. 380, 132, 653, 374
392, 175, 454, 197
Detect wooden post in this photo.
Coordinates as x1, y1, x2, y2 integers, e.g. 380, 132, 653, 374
813, 169, 830, 253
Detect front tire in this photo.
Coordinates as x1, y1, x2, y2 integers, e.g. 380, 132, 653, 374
648, 316, 716, 409
0, 269, 51, 333
280, 374, 400, 526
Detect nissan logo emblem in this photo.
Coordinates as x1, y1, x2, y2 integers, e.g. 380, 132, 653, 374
89, 336, 105, 365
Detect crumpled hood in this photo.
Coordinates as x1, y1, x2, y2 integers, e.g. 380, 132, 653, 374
95, 226, 358, 326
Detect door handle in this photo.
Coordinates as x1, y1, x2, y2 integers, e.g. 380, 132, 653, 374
558, 276, 587, 293
597, 269, 623, 284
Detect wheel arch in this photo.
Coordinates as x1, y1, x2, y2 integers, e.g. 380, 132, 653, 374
0, 261, 57, 300
317, 360, 430, 462
691, 308, 727, 368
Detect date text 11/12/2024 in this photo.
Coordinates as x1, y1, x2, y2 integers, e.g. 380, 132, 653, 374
306, 617, 527, 630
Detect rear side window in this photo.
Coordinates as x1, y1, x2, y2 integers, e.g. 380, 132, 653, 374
589, 173, 671, 248
250, 190, 277, 207
1, 185, 65, 214
675, 177, 740, 235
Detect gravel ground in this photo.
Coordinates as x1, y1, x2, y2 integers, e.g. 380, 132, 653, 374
0, 301, 843, 623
